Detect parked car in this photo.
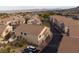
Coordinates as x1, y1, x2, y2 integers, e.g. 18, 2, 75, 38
22, 45, 40, 53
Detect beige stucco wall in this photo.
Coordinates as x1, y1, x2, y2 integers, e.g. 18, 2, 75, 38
15, 32, 38, 46
38, 27, 50, 45
1, 25, 13, 38
24, 34, 38, 45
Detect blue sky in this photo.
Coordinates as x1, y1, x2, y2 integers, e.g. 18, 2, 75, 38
0, 6, 77, 11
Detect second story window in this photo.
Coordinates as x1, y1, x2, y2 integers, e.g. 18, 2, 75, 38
21, 32, 23, 35
24, 33, 27, 36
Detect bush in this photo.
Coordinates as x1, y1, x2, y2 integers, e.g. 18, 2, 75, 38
0, 46, 11, 53
9, 38, 27, 48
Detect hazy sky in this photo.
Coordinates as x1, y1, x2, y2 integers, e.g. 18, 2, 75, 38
0, 6, 77, 11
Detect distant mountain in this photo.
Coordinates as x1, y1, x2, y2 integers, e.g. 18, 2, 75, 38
0, 9, 51, 13
0, 6, 78, 14
53, 6, 79, 14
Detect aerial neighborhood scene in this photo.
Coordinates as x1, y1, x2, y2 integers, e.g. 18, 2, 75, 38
0, 6, 79, 53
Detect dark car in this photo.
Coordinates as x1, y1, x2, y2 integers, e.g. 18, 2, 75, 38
22, 46, 40, 53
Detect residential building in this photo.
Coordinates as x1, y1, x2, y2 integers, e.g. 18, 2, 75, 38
27, 15, 42, 25
13, 24, 50, 46
2, 25, 13, 39
0, 15, 25, 25
0, 25, 6, 40
0, 24, 13, 41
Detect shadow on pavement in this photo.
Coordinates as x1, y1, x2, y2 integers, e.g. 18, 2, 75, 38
41, 33, 63, 53
41, 21, 63, 53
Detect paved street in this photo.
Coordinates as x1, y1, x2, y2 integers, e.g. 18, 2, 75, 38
41, 17, 63, 53
41, 34, 63, 53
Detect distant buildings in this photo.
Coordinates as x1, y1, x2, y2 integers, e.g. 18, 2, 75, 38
27, 15, 42, 25
0, 15, 25, 25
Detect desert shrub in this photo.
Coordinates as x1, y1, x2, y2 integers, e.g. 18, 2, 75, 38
0, 46, 11, 53
9, 38, 27, 48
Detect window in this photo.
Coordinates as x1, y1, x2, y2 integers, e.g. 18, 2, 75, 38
17, 36, 19, 39
39, 35, 41, 38
6, 30, 8, 33
21, 32, 23, 35
24, 33, 27, 36
19, 36, 22, 39
14, 35, 16, 38
12, 32, 15, 34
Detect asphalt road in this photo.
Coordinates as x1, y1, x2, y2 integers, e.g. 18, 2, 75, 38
41, 34, 63, 53
41, 21, 63, 53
